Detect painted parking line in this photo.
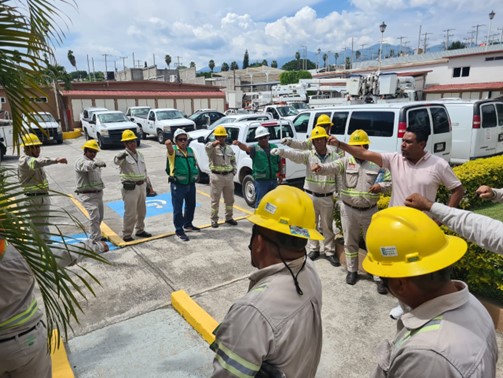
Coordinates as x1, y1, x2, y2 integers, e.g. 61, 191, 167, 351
51, 330, 74, 378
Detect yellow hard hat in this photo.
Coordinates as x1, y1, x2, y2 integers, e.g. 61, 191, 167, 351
248, 186, 323, 240
363, 207, 467, 278
315, 114, 333, 127
348, 129, 370, 145
82, 140, 100, 151
121, 129, 137, 142
214, 126, 228, 137
310, 126, 328, 140
21, 133, 42, 147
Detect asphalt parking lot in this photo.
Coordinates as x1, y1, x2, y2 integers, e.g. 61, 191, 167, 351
1, 136, 502, 377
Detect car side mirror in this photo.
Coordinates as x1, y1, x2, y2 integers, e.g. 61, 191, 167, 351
90, 120, 95, 125
197, 136, 205, 143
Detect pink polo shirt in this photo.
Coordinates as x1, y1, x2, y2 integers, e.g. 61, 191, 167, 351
381, 152, 461, 207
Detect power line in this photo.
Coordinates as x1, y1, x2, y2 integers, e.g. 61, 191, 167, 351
443, 28, 455, 50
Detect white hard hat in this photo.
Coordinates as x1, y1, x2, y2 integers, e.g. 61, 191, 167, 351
254, 126, 270, 139
174, 128, 187, 140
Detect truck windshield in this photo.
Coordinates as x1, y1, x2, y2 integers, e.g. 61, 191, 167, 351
98, 113, 128, 123
157, 110, 184, 120
277, 106, 299, 117
34, 113, 56, 122
132, 108, 149, 117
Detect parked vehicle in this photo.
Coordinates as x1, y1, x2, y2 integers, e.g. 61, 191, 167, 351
138, 108, 196, 143
82, 110, 140, 149
263, 105, 299, 121
125, 106, 151, 138
189, 120, 305, 207
292, 102, 453, 161
0, 119, 13, 162
22, 112, 63, 145
80, 107, 109, 132
189, 110, 225, 129
431, 99, 503, 164
207, 112, 273, 130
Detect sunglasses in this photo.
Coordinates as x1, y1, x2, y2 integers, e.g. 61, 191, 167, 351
177, 138, 187, 142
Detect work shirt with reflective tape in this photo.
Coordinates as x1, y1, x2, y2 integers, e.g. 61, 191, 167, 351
0, 244, 42, 339
288, 139, 345, 157
75, 156, 105, 192
211, 257, 322, 378
318, 156, 391, 208
206, 142, 236, 174
278, 148, 339, 194
492, 188, 503, 203
114, 148, 147, 183
371, 281, 497, 378
18, 154, 59, 194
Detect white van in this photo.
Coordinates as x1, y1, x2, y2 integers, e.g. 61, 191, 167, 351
292, 102, 452, 162
433, 99, 503, 164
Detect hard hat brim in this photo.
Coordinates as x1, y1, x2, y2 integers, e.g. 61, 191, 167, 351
362, 234, 467, 278
247, 213, 324, 241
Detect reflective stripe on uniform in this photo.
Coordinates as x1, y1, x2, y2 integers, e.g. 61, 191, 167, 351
213, 340, 261, 378
0, 298, 38, 331
395, 315, 443, 351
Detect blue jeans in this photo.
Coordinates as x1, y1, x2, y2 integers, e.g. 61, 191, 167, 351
170, 182, 196, 233
254, 179, 278, 208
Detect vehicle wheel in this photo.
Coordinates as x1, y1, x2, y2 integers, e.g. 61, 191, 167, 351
84, 128, 90, 140
242, 174, 256, 207
139, 126, 147, 140
56, 137, 63, 145
98, 134, 108, 149
157, 130, 165, 144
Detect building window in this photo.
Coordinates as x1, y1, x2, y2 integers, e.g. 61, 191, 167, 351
453, 66, 470, 78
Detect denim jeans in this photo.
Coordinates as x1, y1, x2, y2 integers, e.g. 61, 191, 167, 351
170, 182, 196, 233
254, 179, 278, 208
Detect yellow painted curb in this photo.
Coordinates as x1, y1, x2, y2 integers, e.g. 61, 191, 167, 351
171, 290, 218, 344
51, 330, 75, 378
63, 130, 81, 139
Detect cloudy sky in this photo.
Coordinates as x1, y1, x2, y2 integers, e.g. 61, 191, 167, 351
53, 0, 501, 73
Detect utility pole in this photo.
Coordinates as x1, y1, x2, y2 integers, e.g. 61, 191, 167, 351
443, 28, 454, 50
102, 54, 110, 79
360, 43, 366, 61
467, 30, 476, 47
86, 54, 91, 81
175, 56, 182, 68
423, 32, 432, 53
498, 28, 503, 43
472, 24, 485, 46
417, 25, 422, 54
119, 56, 128, 70
397, 36, 407, 55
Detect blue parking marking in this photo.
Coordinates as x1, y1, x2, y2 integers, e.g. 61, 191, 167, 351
106, 192, 200, 218
51, 232, 118, 251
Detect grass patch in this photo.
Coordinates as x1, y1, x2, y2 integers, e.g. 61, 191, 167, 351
473, 202, 503, 222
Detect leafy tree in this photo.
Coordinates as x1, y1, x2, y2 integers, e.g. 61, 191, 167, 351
334, 52, 339, 66
448, 41, 466, 50
345, 57, 351, 69
164, 54, 172, 69
295, 51, 301, 69
221, 62, 229, 72
243, 50, 249, 69
0, 0, 106, 348
355, 50, 361, 61
279, 70, 312, 85
196, 72, 212, 78
322, 53, 328, 67
249, 62, 262, 68
190, 61, 196, 68
261, 59, 268, 66
67, 50, 77, 71
281, 59, 315, 71
208, 59, 215, 73
230, 61, 239, 70
271, 60, 278, 68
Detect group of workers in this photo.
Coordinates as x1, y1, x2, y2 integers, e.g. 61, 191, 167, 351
3, 115, 503, 377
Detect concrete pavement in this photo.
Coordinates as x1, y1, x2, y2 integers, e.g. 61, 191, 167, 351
1, 136, 501, 377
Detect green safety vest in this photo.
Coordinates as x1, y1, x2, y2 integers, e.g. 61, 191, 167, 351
166, 146, 199, 184
252, 144, 280, 181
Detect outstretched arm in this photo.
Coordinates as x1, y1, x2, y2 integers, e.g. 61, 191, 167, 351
327, 137, 383, 166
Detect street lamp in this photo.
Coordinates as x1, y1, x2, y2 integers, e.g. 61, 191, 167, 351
486, 10, 496, 50
317, 48, 321, 72
378, 21, 387, 74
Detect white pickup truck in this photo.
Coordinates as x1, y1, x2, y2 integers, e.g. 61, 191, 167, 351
22, 112, 63, 145
138, 108, 196, 143
125, 106, 150, 137
82, 110, 140, 149
189, 120, 305, 207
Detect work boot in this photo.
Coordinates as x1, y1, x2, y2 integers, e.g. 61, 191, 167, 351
211, 221, 219, 228
123, 237, 134, 242
135, 231, 152, 238
225, 219, 238, 226
308, 251, 321, 261
326, 254, 341, 267
346, 272, 358, 285
376, 280, 388, 295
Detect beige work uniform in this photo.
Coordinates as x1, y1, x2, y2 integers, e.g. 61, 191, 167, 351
372, 281, 498, 378
0, 245, 50, 378
278, 147, 340, 255
211, 257, 322, 378
114, 149, 148, 239
205, 142, 236, 223
75, 156, 105, 242
18, 155, 59, 240
318, 157, 391, 273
